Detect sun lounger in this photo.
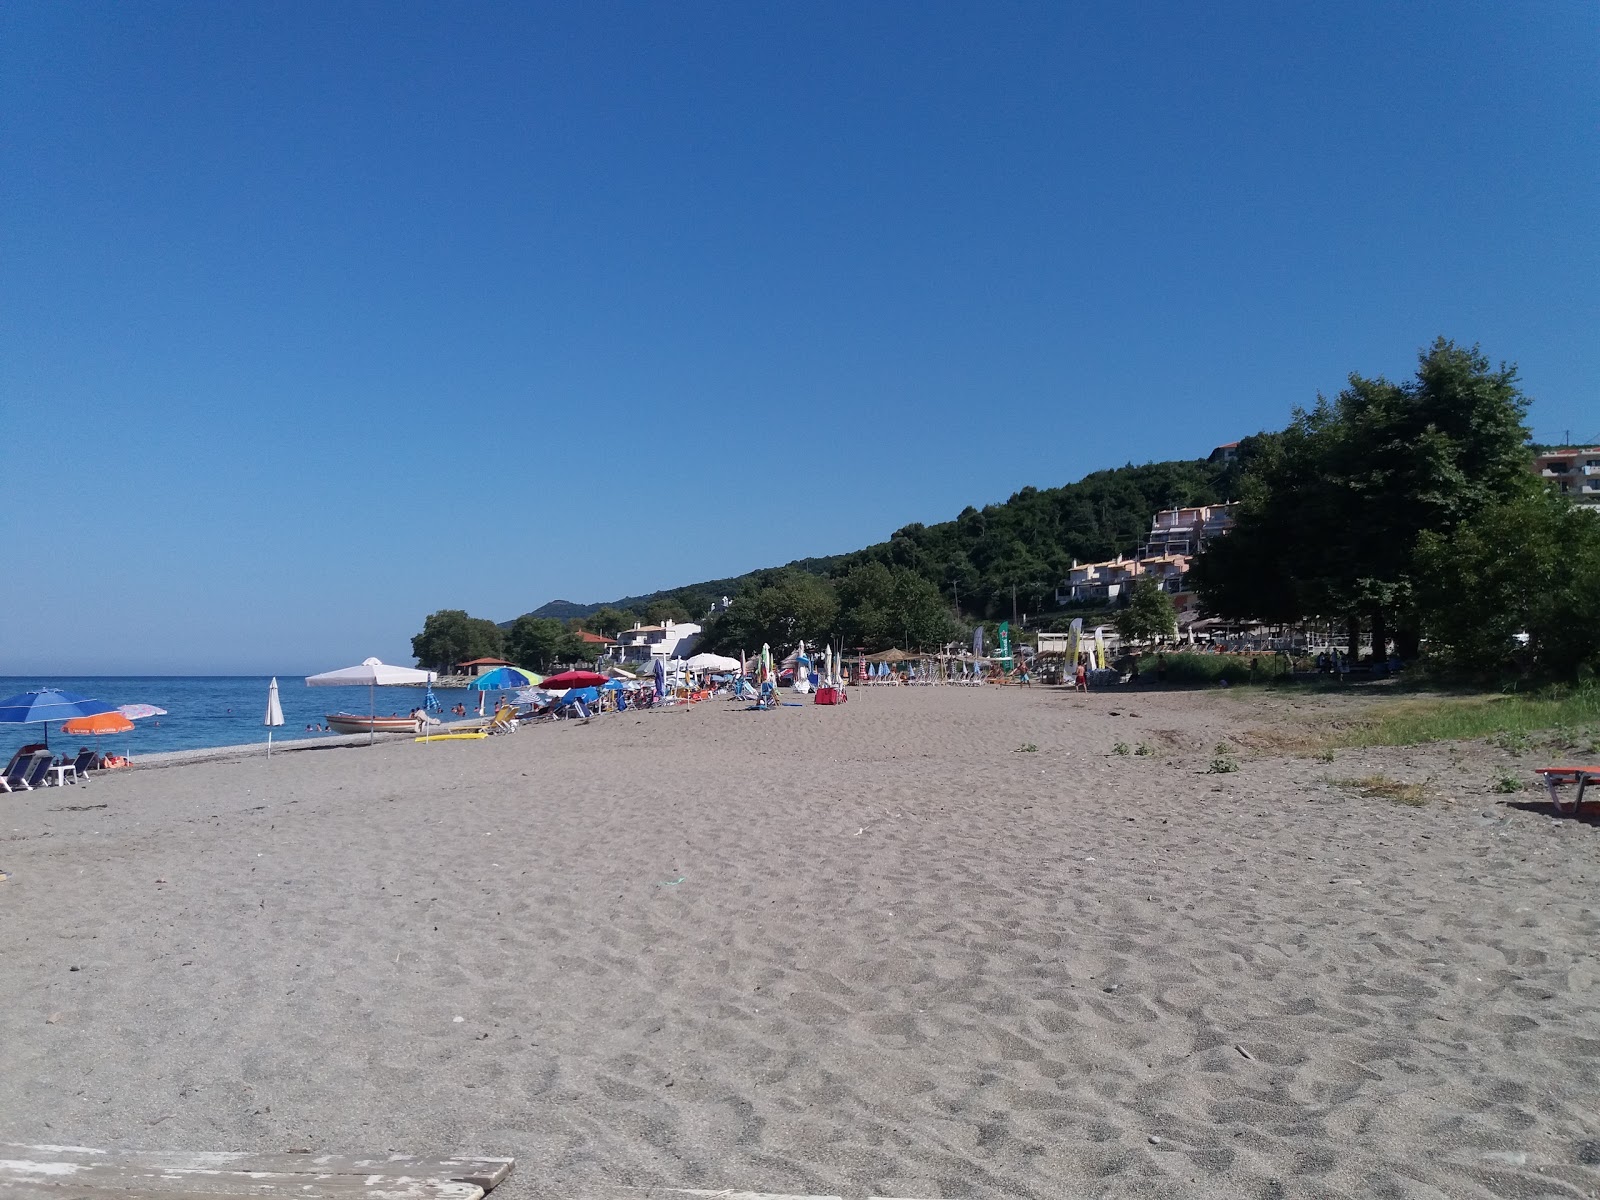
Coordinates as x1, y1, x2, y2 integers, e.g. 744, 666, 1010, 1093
1534, 766, 1600, 814
72, 748, 99, 780
0, 750, 54, 792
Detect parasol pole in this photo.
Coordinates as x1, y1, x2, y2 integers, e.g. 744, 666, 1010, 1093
369, 681, 375, 746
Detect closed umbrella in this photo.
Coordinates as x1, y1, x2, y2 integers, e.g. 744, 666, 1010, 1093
264, 677, 284, 758
305, 657, 436, 745
653, 658, 666, 699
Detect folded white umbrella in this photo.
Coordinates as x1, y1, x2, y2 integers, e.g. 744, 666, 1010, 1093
264, 677, 284, 759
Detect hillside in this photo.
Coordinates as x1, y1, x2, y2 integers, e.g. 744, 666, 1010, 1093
519, 453, 1240, 627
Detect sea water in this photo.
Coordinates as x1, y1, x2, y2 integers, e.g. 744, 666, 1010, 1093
0, 676, 494, 759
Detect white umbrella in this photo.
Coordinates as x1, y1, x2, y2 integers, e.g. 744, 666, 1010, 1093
264, 677, 284, 758
305, 657, 436, 745
686, 652, 740, 673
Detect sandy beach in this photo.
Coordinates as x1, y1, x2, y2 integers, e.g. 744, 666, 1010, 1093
2, 685, 1596, 1199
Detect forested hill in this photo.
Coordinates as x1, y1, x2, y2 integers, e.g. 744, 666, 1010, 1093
527, 454, 1239, 627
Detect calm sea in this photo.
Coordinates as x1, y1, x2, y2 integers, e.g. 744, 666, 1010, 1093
0, 676, 492, 759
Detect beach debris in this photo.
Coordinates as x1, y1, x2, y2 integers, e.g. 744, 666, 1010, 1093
1148, 1135, 1162, 1145
855, 828, 865, 836
69, 966, 80, 972
453, 1015, 465, 1023
1480, 1150, 1527, 1166
45, 1012, 62, 1024
1235, 1044, 1254, 1061
658, 876, 686, 886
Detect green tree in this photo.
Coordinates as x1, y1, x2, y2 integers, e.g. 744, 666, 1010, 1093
1414, 482, 1600, 682
836, 561, 961, 651
1192, 339, 1531, 660
1115, 577, 1178, 645
645, 599, 692, 625
581, 606, 635, 637
504, 615, 567, 673
411, 609, 505, 672
699, 570, 839, 656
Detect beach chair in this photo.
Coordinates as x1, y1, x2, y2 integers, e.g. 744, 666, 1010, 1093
1, 751, 53, 792
1534, 766, 1600, 815
486, 704, 519, 734
71, 749, 99, 780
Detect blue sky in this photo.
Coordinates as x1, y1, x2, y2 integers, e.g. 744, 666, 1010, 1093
3, 2, 1595, 674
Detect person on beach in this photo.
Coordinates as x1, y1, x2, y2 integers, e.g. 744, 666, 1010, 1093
1074, 659, 1088, 693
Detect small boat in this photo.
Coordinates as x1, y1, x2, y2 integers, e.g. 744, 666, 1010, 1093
325, 713, 419, 735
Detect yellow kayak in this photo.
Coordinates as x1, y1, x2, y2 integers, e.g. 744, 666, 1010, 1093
414, 732, 488, 742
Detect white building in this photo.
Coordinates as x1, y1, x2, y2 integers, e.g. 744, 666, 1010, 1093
613, 620, 703, 663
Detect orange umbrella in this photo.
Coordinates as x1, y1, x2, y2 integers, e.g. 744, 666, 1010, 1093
62, 711, 135, 736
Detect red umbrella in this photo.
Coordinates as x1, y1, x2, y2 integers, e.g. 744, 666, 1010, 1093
540, 669, 608, 689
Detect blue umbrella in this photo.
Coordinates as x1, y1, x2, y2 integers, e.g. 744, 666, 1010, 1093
653, 658, 666, 698
601, 679, 630, 692
555, 686, 600, 709
0, 689, 119, 748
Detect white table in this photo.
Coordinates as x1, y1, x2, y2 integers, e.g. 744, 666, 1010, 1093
46, 764, 74, 787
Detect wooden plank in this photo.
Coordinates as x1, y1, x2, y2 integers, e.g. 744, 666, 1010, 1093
0, 1166, 481, 1200
0, 1152, 512, 1193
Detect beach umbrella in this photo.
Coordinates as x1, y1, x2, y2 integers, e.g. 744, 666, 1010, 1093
61, 709, 137, 761
0, 688, 119, 748
600, 679, 630, 692
117, 704, 167, 720
653, 658, 666, 698
469, 665, 543, 691
686, 652, 740, 673
61, 711, 135, 736
305, 657, 436, 745
540, 669, 608, 690
264, 677, 284, 758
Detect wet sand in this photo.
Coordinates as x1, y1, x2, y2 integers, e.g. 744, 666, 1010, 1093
2, 685, 1596, 1199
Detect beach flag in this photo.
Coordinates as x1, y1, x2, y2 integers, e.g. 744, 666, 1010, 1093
973, 626, 984, 657
1095, 627, 1107, 670
264, 677, 284, 759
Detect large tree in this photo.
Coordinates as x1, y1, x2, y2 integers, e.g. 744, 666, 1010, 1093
1414, 481, 1600, 682
1191, 339, 1530, 659
1115, 577, 1178, 645
835, 561, 962, 651
504, 615, 566, 672
411, 609, 504, 672
699, 570, 839, 656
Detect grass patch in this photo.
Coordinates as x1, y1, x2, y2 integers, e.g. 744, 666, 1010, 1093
1112, 740, 1131, 756
1491, 770, 1524, 794
1317, 688, 1600, 750
1014, 743, 1038, 754
1335, 774, 1430, 806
